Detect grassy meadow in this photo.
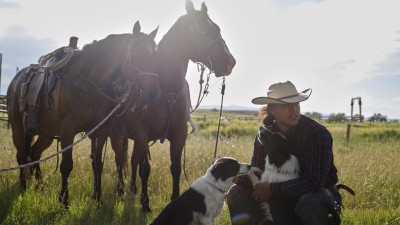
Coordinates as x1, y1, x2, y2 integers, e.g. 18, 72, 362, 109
0, 110, 399, 224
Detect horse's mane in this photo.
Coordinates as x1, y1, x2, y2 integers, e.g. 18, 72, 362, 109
81, 33, 132, 61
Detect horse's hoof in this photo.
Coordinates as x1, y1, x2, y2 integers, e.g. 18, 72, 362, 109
91, 193, 101, 201
97, 200, 104, 209
59, 194, 69, 207
130, 192, 139, 201
141, 206, 152, 213
130, 185, 138, 195
171, 194, 179, 201
118, 192, 126, 201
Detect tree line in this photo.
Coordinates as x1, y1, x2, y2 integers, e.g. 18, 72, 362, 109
304, 112, 392, 123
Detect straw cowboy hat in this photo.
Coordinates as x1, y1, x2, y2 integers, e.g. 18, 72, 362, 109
251, 81, 312, 105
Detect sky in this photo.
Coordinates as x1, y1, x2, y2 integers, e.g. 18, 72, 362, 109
1, 0, 400, 119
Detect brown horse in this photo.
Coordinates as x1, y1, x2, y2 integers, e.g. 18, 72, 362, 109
110, 0, 236, 212
6, 21, 160, 208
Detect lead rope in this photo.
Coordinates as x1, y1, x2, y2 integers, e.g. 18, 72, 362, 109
190, 63, 211, 113
214, 76, 226, 159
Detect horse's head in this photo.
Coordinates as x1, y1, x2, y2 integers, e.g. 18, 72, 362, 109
123, 21, 160, 103
80, 21, 160, 103
182, 0, 236, 77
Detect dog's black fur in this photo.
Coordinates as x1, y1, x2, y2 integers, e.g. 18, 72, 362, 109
249, 126, 302, 225
151, 157, 250, 225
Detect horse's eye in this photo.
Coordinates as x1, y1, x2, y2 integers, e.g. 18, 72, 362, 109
195, 23, 207, 34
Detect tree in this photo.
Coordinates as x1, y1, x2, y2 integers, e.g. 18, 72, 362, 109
304, 111, 322, 120
327, 113, 347, 123
369, 113, 387, 122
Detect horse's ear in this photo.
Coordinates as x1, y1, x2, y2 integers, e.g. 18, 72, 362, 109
201, 2, 208, 14
132, 21, 141, 35
149, 26, 159, 40
185, 0, 195, 14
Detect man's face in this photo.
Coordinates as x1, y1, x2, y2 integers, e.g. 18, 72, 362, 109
270, 102, 301, 133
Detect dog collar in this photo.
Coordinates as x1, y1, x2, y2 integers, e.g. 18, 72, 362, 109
204, 180, 226, 194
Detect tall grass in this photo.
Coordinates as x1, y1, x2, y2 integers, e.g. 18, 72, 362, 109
0, 117, 399, 224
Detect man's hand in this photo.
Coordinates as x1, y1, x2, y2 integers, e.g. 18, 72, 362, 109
233, 174, 253, 190
252, 182, 271, 202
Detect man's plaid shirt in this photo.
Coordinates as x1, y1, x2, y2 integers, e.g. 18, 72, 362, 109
251, 115, 339, 198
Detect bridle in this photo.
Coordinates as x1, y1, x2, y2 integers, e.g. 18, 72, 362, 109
192, 29, 225, 71
182, 20, 226, 113
88, 38, 158, 117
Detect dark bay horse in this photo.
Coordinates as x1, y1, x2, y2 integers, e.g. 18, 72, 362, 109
7, 21, 160, 208
110, 0, 236, 211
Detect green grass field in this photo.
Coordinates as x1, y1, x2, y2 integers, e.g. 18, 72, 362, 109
0, 111, 399, 224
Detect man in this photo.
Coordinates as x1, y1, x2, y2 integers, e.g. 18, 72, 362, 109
227, 81, 343, 225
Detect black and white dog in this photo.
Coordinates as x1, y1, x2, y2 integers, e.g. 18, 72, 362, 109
151, 157, 251, 225
248, 126, 300, 224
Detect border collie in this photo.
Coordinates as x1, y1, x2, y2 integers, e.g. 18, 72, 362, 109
151, 157, 251, 225
248, 127, 300, 224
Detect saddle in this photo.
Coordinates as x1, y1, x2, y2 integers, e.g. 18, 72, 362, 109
38, 46, 75, 72
19, 37, 79, 135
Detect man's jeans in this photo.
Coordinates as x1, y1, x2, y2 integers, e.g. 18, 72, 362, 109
227, 184, 342, 225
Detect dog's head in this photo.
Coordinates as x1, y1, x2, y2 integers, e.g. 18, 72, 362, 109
257, 126, 291, 168
210, 157, 251, 182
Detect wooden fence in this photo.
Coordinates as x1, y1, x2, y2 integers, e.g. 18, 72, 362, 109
191, 115, 258, 122
0, 95, 8, 128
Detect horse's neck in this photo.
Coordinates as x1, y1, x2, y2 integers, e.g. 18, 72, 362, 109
157, 21, 189, 93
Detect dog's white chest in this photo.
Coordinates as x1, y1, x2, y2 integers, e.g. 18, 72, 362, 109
262, 155, 300, 183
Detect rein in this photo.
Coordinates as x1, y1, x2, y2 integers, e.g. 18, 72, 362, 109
0, 95, 129, 172
190, 63, 211, 113
214, 76, 225, 159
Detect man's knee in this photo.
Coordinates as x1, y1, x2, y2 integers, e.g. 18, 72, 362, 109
295, 192, 323, 216
227, 185, 265, 225
295, 190, 339, 225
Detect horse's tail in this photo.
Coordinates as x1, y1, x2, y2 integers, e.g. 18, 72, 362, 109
122, 137, 129, 177
24, 134, 35, 175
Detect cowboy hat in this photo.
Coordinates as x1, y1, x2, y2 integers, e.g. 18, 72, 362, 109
251, 81, 312, 105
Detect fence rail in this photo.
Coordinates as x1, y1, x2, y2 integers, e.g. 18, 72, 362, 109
191, 115, 258, 122
0, 95, 8, 128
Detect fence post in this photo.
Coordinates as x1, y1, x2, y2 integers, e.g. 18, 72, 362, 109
203, 114, 206, 122
346, 123, 351, 147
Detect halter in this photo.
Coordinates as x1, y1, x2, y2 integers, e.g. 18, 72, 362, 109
121, 48, 159, 80
88, 38, 158, 118
192, 29, 225, 66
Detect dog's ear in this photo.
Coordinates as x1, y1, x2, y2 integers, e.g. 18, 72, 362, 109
271, 132, 288, 149
257, 126, 272, 146
212, 156, 221, 165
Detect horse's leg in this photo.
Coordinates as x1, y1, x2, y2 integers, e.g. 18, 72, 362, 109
30, 136, 54, 186
130, 142, 139, 196
170, 133, 187, 201
59, 133, 74, 209
12, 128, 32, 190
138, 152, 151, 212
111, 137, 128, 197
131, 133, 151, 212
90, 135, 106, 201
